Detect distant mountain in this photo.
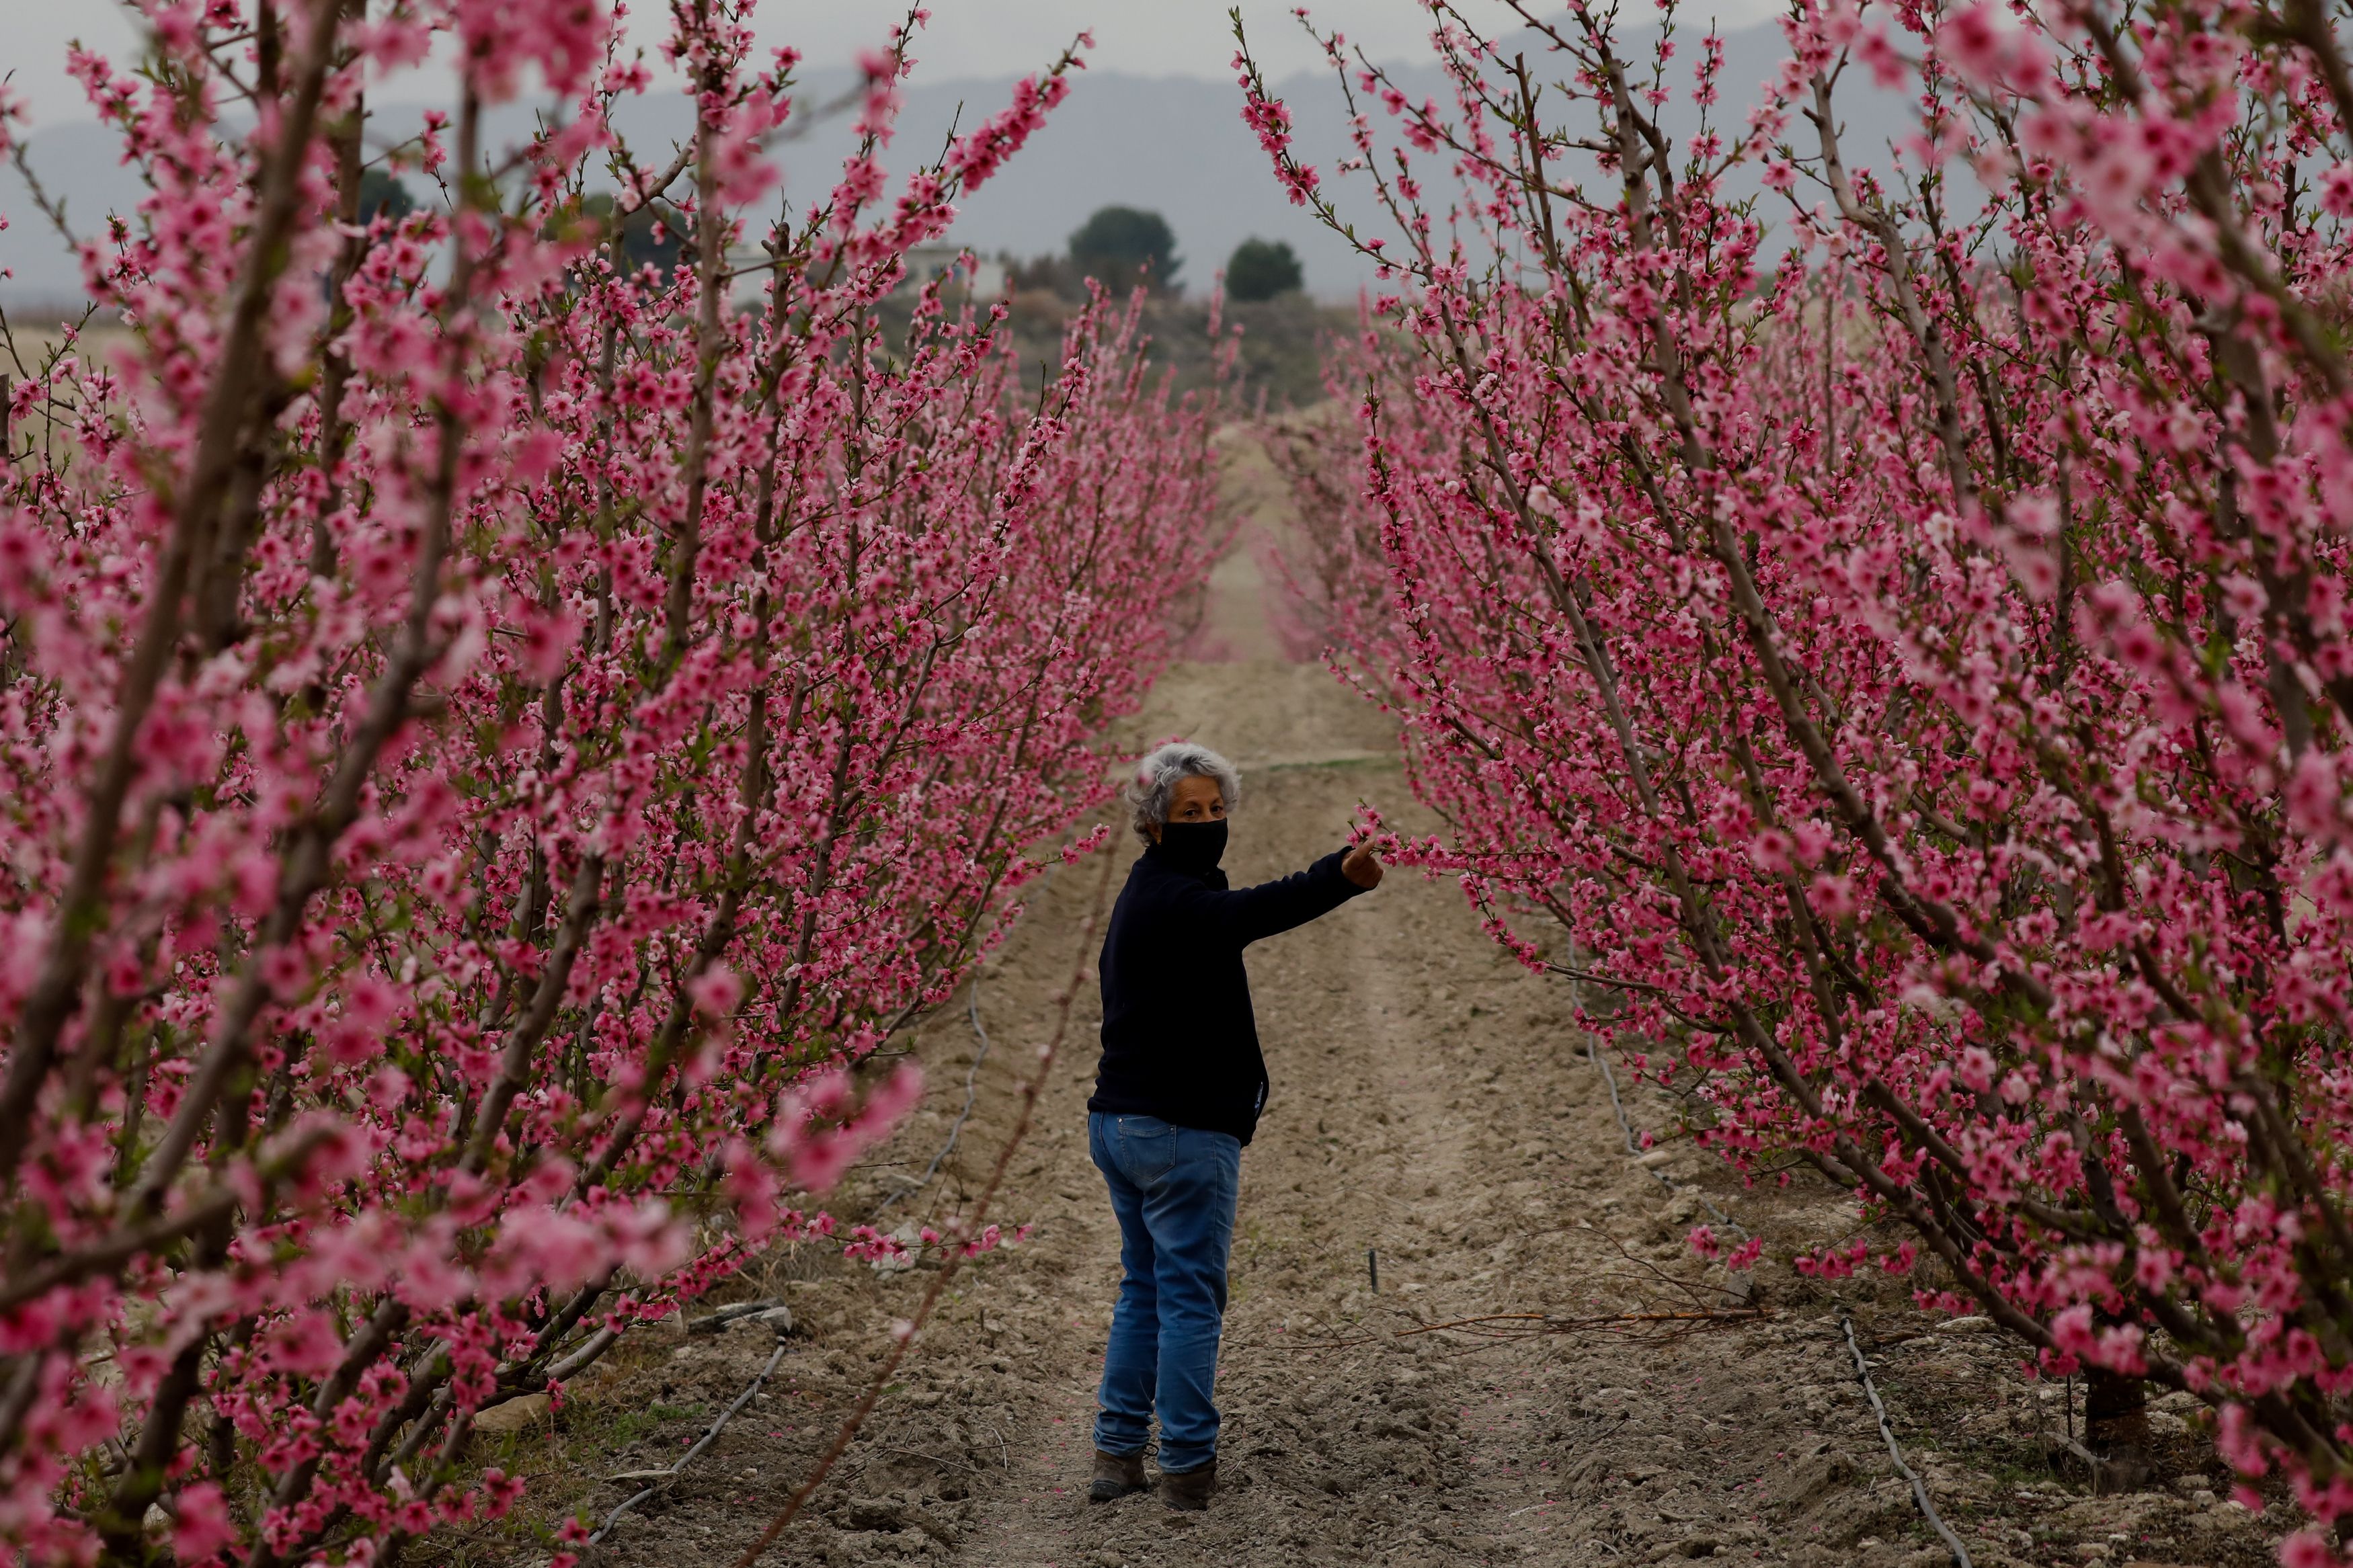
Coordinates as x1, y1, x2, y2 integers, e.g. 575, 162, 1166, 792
0, 22, 1923, 307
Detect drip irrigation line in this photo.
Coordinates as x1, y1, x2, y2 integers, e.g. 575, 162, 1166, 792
874, 972, 992, 1214
1233, 1305, 1771, 1352
1581, 1025, 1968, 1567
873, 854, 1064, 1219
1566, 956, 1962, 1566
725, 845, 1124, 1568
580, 850, 1074, 1557
588, 1333, 793, 1545
1841, 1309, 1975, 1567
1584, 1036, 1746, 1238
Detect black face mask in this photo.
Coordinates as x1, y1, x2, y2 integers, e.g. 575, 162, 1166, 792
1154, 818, 1228, 876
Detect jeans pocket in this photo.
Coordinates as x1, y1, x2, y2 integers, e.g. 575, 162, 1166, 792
1117, 1118, 1179, 1184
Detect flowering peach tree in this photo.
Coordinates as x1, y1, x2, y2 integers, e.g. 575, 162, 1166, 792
1244, 0, 2353, 1555
0, 1, 1224, 1561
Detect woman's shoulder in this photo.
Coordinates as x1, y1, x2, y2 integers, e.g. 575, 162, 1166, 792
1119, 854, 1232, 911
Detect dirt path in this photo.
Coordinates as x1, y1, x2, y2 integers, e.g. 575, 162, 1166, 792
514, 483, 2279, 1568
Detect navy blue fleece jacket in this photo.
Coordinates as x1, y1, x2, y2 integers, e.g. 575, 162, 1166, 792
1086, 841, 1370, 1145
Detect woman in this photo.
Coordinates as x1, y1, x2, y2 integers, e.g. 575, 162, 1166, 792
1084, 741, 1383, 1510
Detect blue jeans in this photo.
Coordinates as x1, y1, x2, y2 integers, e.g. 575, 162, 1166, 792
1088, 1112, 1241, 1474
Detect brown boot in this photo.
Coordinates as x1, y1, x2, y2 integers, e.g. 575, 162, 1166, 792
1088, 1448, 1148, 1503
1158, 1459, 1216, 1512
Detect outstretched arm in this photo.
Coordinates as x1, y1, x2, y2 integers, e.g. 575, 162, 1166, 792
1168, 846, 1380, 946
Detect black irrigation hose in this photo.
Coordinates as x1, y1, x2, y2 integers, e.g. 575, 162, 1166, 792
588, 1333, 793, 1545
1841, 1309, 1975, 1568
873, 973, 992, 1215
1585, 1036, 1747, 1238
592, 858, 1063, 1551
873, 855, 1062, 1219
1581, 1026, 1968, 1567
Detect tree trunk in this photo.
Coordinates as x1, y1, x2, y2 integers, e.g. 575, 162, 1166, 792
2083, 1364, 2151, 1493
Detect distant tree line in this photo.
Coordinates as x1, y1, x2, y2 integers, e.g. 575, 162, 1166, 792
1224, 238, 1302, 301
344, 183, 1305, 307
1009, 207, 1304, 303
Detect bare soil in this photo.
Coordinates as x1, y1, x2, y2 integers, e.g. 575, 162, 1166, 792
456, 497, 2284, 1568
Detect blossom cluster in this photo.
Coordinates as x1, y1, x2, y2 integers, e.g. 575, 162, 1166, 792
1245, 0, 2353, 1555
0, 1, 1223, 1561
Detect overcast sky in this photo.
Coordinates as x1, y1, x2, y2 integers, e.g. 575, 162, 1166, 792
0, 0, 1780, 128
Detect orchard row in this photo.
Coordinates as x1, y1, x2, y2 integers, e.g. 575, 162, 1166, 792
0, 2, 1226, 1562
1244, 0, 2353, 1560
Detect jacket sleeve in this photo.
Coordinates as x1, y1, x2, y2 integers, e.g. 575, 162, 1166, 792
1165, 849, 1371, 947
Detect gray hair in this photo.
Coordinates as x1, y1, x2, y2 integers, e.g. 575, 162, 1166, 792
1125, 742, 1240, 845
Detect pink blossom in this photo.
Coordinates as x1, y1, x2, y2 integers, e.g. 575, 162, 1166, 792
685, 964, 743, 1020
171, 1481, 236, 1559
2278, 1532, 2342, 1568
1854, 28, 1905, 90
0, 7, 1216, 1552
1242, 0, 2353, 1542
2323, 163, 2353, 219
